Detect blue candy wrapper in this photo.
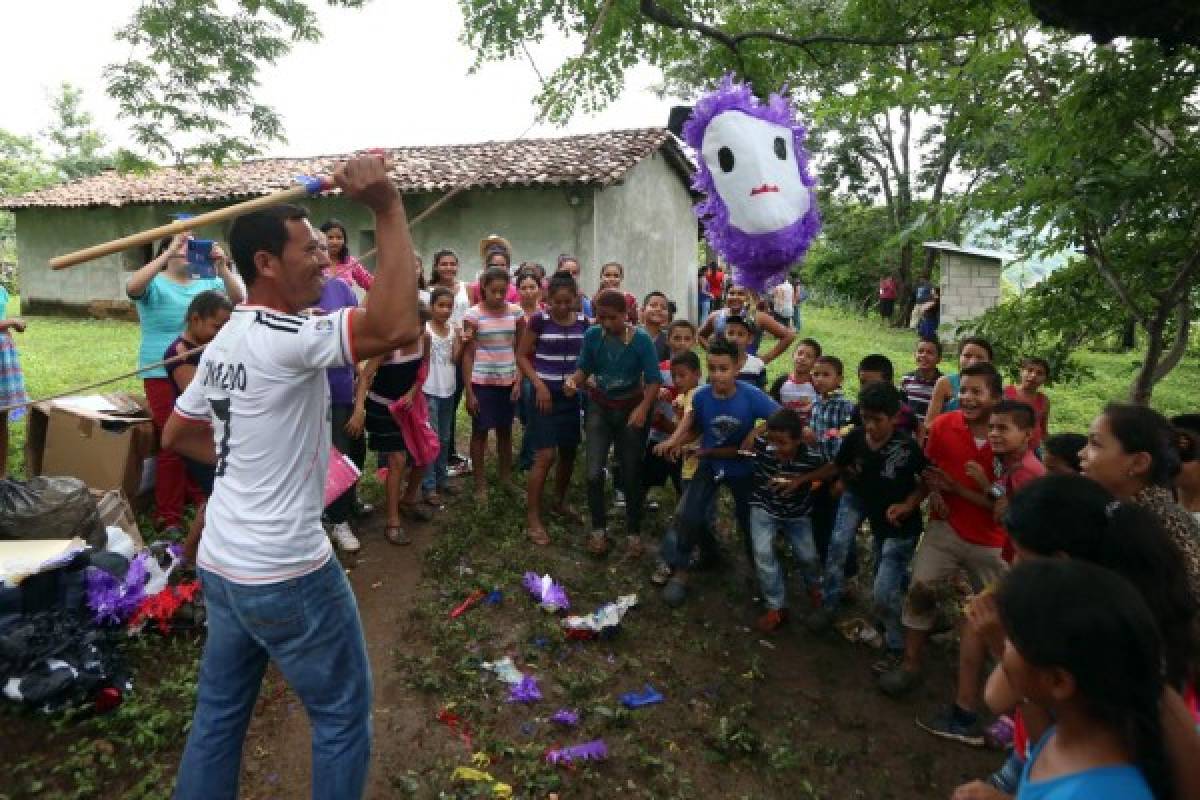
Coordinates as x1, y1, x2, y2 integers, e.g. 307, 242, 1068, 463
619, 684, 664, 709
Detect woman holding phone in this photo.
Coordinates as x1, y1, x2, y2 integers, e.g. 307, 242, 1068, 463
126, 230, 245, 534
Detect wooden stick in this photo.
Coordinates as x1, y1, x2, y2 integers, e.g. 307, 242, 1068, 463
357, 184, 469, 262
0, 344, 206, 415
49, 183, 321, 271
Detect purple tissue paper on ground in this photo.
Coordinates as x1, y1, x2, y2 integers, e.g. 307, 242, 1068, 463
550, 708, 579, 727
508, 675, 542, 704
547, 739, 609, 765
620, 684, 664, 709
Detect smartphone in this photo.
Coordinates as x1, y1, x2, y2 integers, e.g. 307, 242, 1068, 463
187, 238, 216, 279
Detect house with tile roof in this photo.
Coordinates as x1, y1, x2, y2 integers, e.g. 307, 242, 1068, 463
1, 128, 699, 319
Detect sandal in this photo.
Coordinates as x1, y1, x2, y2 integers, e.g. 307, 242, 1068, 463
526, 527, 551, 546
385, 525, 411, 546
586, 530, 610, 556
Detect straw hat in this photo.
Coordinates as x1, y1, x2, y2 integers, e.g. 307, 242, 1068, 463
479, 234, 513, 261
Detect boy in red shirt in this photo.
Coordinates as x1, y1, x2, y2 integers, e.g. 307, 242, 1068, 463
878, 363, 1008, 698
1003, 357, 1050, 451
914, 398, 1046, 745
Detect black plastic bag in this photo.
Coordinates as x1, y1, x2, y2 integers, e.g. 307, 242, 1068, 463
0, 477, 105, 548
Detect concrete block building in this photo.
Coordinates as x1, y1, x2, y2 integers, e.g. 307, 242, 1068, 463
2, 129, 699, 319
922, 241, 1012, 337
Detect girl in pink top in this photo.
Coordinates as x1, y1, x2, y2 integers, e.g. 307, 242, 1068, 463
321, 219, 374, 291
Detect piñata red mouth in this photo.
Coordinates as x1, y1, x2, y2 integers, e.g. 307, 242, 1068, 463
750, 184, 780, 196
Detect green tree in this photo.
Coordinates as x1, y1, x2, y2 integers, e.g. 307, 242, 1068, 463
0, 131, 56, 265
971, 33, 1200, 403
42, 83, 114, 181
106, 0, 368, 164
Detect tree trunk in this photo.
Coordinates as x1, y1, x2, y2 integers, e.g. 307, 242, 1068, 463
894, 242, 915, 327
1120, 318, 1136, 351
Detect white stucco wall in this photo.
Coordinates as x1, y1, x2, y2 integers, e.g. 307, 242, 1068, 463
592, 152, 699, 321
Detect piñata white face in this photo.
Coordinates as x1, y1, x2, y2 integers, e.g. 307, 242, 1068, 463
700, 111, 811, 235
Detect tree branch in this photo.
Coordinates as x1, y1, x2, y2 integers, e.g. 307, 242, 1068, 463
1150, 294, 1192, 384
1081, 219, 1148, 328
637, 0, 991, 56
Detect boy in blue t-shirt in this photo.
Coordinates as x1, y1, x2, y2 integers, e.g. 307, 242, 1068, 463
654, 336, 779, 607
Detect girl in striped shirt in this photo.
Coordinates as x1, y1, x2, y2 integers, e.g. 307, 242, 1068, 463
463, 267, 525, 502
517, 272, 589, 544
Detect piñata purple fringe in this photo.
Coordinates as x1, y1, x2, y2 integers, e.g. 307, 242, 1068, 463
682, 74, 821, 293
508, 675, 542, 704
546, 739, 608, 765
85, 553, 151, 626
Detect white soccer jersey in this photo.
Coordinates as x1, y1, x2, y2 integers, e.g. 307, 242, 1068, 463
174, 305, 356, 584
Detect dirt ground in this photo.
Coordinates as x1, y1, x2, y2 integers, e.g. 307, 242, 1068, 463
237, 492, 999, 800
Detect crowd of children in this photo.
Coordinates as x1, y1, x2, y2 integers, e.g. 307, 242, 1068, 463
4, 218, 1200, 798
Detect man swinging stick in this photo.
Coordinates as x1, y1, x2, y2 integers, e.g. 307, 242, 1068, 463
164, 154, 422, 800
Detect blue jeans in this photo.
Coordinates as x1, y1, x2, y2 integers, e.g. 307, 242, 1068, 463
699, 294, 711, 321
792, 304, 802, 330
872, 535, 916, 651
664, 461, 753, 569
422, 393, 457, 492
660, 478, 720, 564
750, 506, 820, 609
175, 558, 372, 800
822, 490, 865, 609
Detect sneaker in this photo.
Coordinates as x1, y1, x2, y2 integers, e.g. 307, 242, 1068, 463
877, 666, 923, 697
447, 458, 473, 478
662, 577, 688, 608
916, 705, 986, 747
756, 608, 789, 634
613, 490, 627, 509
650, 561, 673, 586
646, 498, 661, 512
330, 522, 361, 553
805, 607, 836, 634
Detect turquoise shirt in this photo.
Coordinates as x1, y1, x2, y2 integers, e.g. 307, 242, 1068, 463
134, 275, 225, 378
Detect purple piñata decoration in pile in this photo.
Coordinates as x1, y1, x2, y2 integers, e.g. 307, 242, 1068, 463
682, 74, 821, 293
546, 739, 609, 765
85, 553, 150, 626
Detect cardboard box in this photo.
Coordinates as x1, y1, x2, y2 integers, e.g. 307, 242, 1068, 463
26, 393, 157, 506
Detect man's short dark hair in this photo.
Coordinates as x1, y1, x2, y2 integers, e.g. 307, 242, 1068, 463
857, 354, 894, 384
643, 290, 669, 308
992, 399, 1036, 430
766, 408, 805, 439
723, 314, 756, 336
858, 381, 902, 416
961, 362, 1003, 397
815, 354, 843, 376
798, 337, 822, 356
229, 204, 310, 288
670, 350, 701, 372
917, 336, 943, 357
